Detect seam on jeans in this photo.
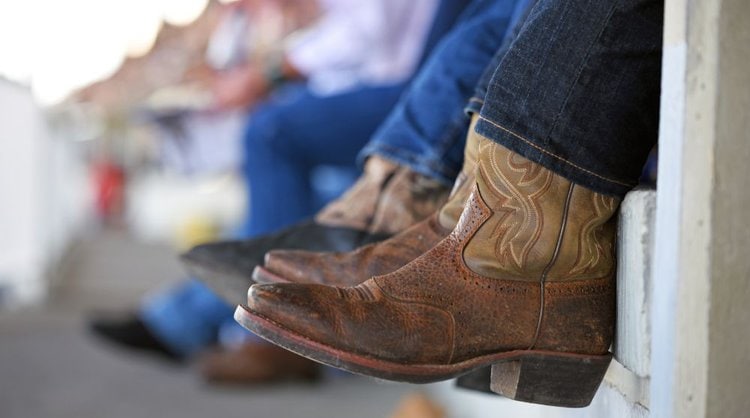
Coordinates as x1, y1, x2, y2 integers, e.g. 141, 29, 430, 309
468, 97, 484, 105
478, 116, 634, 188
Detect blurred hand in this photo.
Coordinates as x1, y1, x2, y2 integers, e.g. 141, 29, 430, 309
183, 63, 215, 87
211, 64, 269, 110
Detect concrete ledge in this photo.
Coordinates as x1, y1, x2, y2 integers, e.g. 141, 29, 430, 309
615, 189, 656, 378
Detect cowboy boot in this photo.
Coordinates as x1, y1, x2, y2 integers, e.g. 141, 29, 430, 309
181, 157, 450, 307
253, 116, 482, 286
236, 134, 620, 408
199, 343, 320, 384
252, 117, 497, 397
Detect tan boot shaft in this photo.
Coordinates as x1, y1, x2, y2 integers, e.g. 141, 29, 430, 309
465, 139, 619, 282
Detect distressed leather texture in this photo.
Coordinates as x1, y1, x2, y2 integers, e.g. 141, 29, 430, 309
314, 156, 399, 232
199, 343, 319, 384
368, 168, 451, 235
247, 136, 620, 366
316, 156, 450, 236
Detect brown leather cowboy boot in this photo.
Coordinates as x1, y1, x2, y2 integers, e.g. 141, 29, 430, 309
181, 156, 450, 307
199, 343, 320, 384
236, 134, 620, 408
253, 116, 482, 286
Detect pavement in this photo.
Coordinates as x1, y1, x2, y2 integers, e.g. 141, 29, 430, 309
0, 231, 419, 418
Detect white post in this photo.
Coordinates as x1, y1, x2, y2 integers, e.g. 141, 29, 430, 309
651, 0, 750, 416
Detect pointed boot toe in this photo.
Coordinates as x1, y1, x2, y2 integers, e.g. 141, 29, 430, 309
180, 240, 253, 278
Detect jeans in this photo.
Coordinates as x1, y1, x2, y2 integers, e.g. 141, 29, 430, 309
475, 0, 663, 196
140, 279, 234, 356
361, 0, 529, 186
466, 0, 538, 115
239, 82, 406, 237
238, 0, 471, 237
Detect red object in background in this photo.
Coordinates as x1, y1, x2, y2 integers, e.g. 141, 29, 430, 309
92, 160, 126, 223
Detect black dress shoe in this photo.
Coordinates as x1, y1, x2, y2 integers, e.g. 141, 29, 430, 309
88, 315, 183, 362
180, 220, 390, 306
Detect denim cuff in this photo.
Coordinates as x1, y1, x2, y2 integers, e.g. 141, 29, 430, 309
475, 116, 635, 197
475, 0, 662, 198
464, 97, 484, 116
358, 142, 458, 187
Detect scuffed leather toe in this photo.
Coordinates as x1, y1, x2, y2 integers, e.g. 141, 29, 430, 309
264, 251, 329, 284
246, 282, 456, 364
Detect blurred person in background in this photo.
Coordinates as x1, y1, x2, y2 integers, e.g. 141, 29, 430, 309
149, 0, 318, 177
90, 0, 469, 385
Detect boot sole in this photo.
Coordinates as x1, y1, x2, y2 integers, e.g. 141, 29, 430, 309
242, 280, 500, 396
235, 305, 611, 407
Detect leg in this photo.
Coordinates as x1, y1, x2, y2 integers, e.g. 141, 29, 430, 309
239, 83, 406, 237
361, 0, 533, 185
476, 0, 663, 196
240, 0, 663, 407
139, 279, 233, 357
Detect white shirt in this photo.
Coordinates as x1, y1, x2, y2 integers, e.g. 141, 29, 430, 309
286, 0, 439, 96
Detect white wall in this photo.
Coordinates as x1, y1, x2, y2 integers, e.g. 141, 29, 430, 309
651, 0, 750, 416
0, 79, 89, 306
0, 80, 49, 304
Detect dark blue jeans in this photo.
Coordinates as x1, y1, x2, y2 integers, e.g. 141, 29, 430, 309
475, 0, 663, 197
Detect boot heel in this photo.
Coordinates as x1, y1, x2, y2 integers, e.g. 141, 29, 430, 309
455, 366, 495, 394
490, 351, 612, 408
